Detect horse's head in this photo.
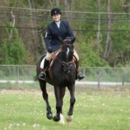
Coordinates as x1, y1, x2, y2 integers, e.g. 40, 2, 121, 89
63, 37, 76, 45
59, 37, 76, 62
57, 37, 76, 73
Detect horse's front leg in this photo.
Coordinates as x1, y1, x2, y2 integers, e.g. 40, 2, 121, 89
66, 85, 76, 122
53, 86, 65, 124
39, 81, 53, 120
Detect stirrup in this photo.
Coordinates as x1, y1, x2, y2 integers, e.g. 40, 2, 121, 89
38, 71, 46, 80
77, 72, 84, 80
77, 74, 84, 80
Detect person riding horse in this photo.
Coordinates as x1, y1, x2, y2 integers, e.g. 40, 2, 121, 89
38, 8, 84, 80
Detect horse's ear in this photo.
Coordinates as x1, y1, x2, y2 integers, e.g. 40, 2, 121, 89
71, 37, 76, 44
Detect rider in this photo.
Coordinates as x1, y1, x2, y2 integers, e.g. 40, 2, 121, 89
38, 7, 84, 80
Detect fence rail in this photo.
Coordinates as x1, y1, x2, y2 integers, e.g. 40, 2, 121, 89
0, 65, 130, 89
0, 80, 129, 86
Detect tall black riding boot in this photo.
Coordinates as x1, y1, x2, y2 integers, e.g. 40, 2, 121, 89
75, 61, 85, 80
38, 59, 49, 80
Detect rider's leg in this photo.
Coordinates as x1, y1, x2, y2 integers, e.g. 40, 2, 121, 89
73, 50, 84, 80
38, 52, 52, 80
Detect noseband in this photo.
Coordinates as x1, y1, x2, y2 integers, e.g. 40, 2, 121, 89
56, 58, 74, 74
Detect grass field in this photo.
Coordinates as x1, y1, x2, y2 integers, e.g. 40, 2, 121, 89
0, 88, 130, 130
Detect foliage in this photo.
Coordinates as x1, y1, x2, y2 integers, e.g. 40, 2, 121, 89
104, 22, 130, 66
5, 0, 28, 5
0, 0, 130, 67
78, 36, 108, 67
0, 23, 28, 64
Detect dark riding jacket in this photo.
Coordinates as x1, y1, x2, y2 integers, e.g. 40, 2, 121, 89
44, 20, 74, 52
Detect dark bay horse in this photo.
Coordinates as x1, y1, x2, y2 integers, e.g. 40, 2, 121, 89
36, 37, 76, 124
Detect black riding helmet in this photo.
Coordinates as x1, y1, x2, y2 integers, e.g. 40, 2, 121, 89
51, 8, 62, 16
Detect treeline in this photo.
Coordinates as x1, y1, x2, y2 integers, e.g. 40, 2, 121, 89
0, 0, 130, 67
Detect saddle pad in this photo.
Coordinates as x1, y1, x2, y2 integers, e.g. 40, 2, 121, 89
40, 57, 45, 69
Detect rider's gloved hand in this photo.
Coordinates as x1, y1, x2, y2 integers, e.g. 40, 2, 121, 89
47, 47, 52, 53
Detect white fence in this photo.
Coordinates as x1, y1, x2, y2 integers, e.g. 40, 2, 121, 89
0, 65, 130, 89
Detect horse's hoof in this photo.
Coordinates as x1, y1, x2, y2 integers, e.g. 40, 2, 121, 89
66, 116, 72, 123
46, 113, 53, 120
53, 116, 60, 122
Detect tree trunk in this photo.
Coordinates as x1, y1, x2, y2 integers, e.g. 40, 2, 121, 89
9, 11, 15, 40
123, 0, 130, 19
55, 0, 60, 6
97, 0, 102, 46
63, 0, 74, 20
103, 0, 111, 60
28, 0, 39, 58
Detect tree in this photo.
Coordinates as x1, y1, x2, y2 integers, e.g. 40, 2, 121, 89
103, 0, 111, 60
96, 0, 102, 46
122, 0, 130, 19
0, 22, 28, 64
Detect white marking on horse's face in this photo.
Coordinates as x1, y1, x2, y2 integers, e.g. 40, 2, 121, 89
59, 113, 65, 125
67, 47, 69, 55
66, 47, 70, 61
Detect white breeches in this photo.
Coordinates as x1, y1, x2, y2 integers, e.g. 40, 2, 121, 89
40, 50, 79, 69
45, 50, 79, 61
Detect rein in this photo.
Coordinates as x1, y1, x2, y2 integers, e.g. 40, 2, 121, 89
56, 57, 74, 74
56, 57, 73, 66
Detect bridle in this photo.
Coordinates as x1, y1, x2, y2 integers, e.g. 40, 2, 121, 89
56, 57, 73, 66
54, 37, 75, 73
56, 57, 74, 74
56, 43, 74, 74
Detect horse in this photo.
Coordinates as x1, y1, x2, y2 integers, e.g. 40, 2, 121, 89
36, 37, 76, 124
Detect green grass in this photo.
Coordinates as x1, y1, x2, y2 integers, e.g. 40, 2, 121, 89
0, 89, 130, 130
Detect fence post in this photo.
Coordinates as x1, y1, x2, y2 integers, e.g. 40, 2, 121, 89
122, 72, 124, 86
18, 65, 20, 88
82, 68, 86, 78
97, 70, 101, 89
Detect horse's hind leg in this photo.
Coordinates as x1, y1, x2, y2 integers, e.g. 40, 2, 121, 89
39, 80, 53, 120
66, 85, 76, 122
